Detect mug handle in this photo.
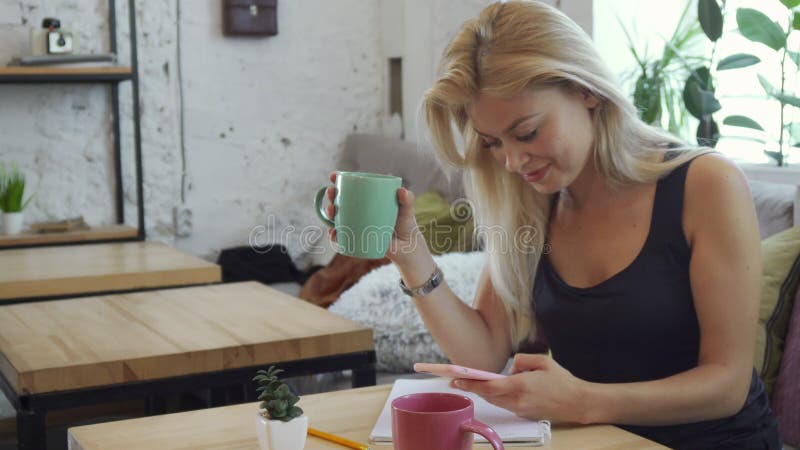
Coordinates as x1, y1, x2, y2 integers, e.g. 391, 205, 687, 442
460, 419, 504, 450
314, 186, 335, 227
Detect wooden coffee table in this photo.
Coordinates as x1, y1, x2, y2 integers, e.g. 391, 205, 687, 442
68, 384, 668, 449
0, 282, 375, 450
0, 241, 222, 303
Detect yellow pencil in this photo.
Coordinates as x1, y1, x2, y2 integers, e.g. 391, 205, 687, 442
308, 427, 371, 450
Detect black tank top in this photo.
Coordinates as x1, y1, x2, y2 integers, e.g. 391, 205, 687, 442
532, 152, 780, 449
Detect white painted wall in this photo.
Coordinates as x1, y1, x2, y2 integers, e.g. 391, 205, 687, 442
175, 0, 385, 259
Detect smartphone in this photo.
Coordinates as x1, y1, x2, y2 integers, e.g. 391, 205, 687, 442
413, 363, 507, 381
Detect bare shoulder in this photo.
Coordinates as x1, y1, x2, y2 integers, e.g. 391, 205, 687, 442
683, 152, 756, 245
684, 152, 749, 191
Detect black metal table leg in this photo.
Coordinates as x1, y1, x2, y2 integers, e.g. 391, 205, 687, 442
226, 384, 244, 404
17, 405, 46, 450
209, 386, 227, 407
352, 363, 377, 388
145, 395, 166, 415
243, 381, 257, 402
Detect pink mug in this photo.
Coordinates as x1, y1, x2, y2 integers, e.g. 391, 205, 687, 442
391, 393, 504, 450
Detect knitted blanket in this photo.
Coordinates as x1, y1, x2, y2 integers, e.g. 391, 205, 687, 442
329, 251, 485, 372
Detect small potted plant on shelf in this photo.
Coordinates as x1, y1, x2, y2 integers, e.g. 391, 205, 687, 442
253, 365, 307, 450
0, 163, 33, 235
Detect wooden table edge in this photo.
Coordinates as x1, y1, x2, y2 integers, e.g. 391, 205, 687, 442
9, 332, 374, 395
0, 225, 138, 247
0, 266, 222, 301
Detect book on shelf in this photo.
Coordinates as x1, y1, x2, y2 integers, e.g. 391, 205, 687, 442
29, 217, 89, 234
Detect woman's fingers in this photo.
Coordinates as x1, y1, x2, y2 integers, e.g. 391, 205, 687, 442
396, 188, 416, 223
451, 378, 516, 397
326, 172, 337, 243
325, 187, 337, 219
399, 187, 415, 207
511, 354, 550, 374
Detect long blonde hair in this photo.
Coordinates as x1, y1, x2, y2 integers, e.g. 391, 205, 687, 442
423, 1, 711, 350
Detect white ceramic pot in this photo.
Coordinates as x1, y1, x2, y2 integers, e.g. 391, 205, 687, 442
254, 412, 308, 450
2, 212, 23, 235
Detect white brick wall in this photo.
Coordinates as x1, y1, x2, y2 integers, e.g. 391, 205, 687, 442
0, 0, 385, 261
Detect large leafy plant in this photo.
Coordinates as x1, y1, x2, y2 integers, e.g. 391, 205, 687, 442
253, 366, 303, 422
681, 0, 729, 148
0, 163, 33, 213
622, 1, 705, 135
719, 0, 800, 166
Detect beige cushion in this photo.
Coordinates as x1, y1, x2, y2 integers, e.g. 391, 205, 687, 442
414, 191, 475, 255
754, 226, 800, 397
750, 180, 796, 239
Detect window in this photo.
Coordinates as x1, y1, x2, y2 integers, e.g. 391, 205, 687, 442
595, 0, 800, 165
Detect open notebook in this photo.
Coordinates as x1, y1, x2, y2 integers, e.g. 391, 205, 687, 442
370, 378, 551, 446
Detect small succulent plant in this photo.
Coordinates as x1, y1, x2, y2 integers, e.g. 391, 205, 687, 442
0, 163, 33, 213
253, 366, 303, 422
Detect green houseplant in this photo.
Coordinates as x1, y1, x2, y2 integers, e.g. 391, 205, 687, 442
253, 366, 307, 450
0, 163, 33, 235
621, 0, 705, 136
684, 0, 800, 165
720, 0, 800, 166
680, 0, 728, 148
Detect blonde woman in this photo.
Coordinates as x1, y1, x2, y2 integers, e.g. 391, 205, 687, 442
323, 1, 779, 448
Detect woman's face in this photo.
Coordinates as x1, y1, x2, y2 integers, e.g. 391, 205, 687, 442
466, 86, 599, 194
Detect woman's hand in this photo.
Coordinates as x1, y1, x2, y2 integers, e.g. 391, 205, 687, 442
324, 171, 428, 265
450, 354, 590, 424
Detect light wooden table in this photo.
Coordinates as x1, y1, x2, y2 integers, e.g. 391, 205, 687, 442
0, 282, 375, 450
68, 384, 667, 450
0, 241, 221, 302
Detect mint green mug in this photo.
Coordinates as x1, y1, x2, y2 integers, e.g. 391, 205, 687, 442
315, 171, 402, 259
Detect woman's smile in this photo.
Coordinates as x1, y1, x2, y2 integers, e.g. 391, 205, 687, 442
522, 164, 551, 183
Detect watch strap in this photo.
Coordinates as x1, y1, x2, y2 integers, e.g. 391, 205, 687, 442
400, 264, 444, 297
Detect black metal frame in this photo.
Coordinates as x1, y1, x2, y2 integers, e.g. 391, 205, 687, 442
0, 0, 145, 248
3, 351, 376, 450
0, 72, 132, 83
0, 281, 222, 305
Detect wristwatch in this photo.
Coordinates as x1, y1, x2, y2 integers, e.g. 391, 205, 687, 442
400, 264, 444, 297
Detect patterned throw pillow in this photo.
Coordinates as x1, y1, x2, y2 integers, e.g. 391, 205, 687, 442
754, 226, 800, 397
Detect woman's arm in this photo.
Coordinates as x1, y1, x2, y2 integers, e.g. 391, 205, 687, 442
400, 257, 513, 373
455, 154, 762, 425
325, 175, 512, 372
